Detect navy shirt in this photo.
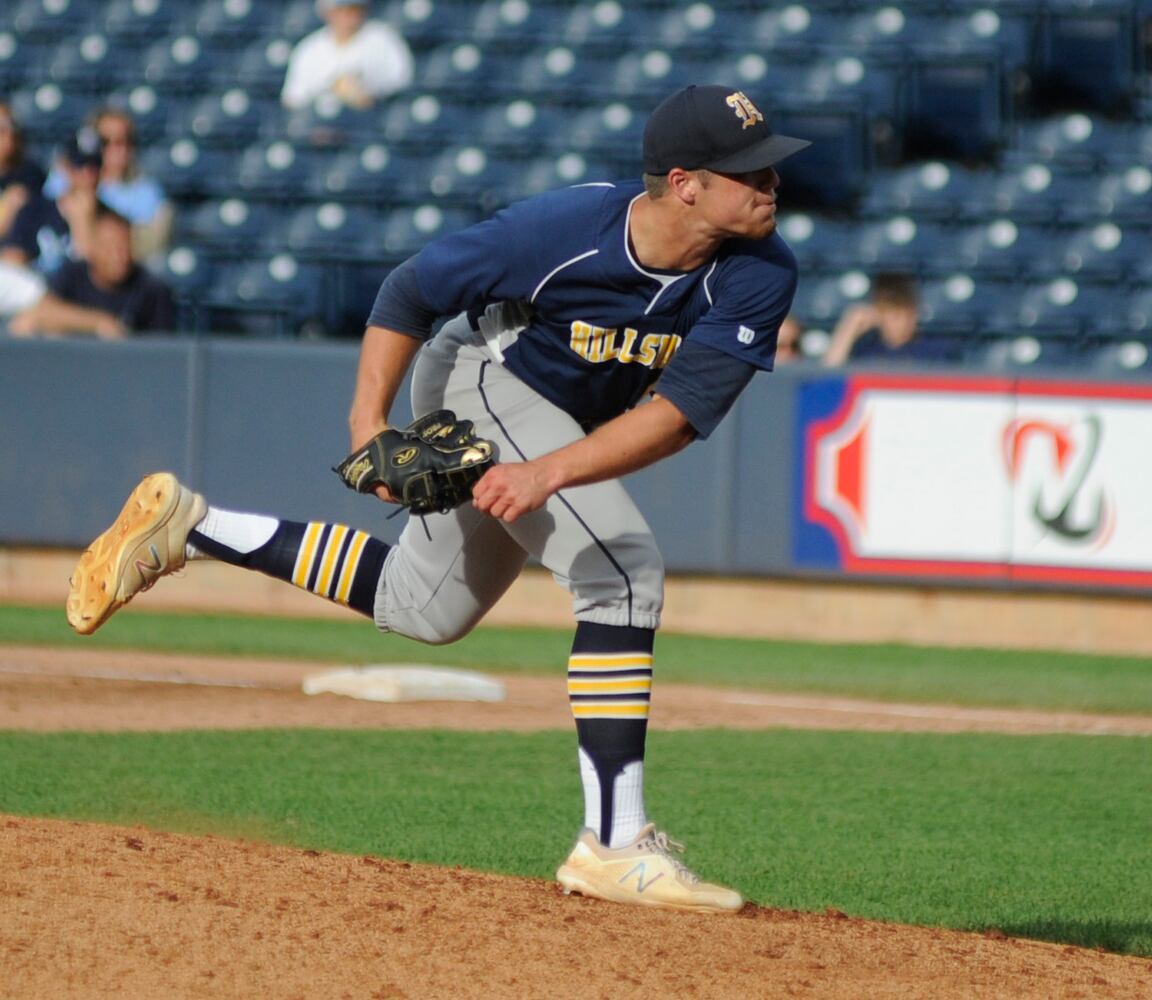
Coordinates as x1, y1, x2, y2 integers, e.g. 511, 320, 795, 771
849, 329, 954, 366
2, 194, 72, 274
48, 260, 176, 332
374, 181, 798, 430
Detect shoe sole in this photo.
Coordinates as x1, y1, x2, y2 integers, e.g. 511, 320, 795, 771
66, 472, 186, 635
556, 866, 742, 915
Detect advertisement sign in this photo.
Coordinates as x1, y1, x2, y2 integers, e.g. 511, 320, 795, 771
796, 375, 1152, 587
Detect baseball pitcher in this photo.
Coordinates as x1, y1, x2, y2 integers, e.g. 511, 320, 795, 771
67, 85, 810, 914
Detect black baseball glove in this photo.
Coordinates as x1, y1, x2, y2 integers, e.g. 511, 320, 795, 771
333, 410, 495, 516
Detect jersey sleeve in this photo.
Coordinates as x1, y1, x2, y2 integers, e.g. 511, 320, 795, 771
686, 235, 799, 371
656, 340, 757, 440
410, 186, 608, 318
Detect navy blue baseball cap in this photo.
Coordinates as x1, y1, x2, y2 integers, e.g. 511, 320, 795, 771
643, 85, 811, 175
62, 126, 103, 169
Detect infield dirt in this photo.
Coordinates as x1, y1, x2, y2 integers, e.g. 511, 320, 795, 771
3, 643, 1152, 998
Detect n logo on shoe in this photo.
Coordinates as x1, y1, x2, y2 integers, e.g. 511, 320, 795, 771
135, 544, 163, 586
618, 863, 665, 894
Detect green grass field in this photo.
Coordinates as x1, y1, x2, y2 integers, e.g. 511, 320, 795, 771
4, 604, 1152, 712
2, 604, 1150, 956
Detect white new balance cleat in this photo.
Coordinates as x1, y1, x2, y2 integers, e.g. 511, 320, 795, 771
66, 472, 207, 635
556, 824, 744, 914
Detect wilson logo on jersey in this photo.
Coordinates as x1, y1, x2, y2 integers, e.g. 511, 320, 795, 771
737, 325, 756, 344
726, 91, 764, 130
568, 322, 682, 368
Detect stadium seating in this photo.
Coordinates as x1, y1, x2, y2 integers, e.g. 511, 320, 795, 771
1031, 1, 1141, 115
10, 0, 94, 42
5, 0, 1144, 364
44, 33, 120, 95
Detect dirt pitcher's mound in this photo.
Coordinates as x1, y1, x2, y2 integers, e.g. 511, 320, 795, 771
3, 815, 1150, 1000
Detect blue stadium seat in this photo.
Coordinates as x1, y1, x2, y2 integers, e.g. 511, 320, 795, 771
181, 198, 280, 255
1032, 1, 1140, 115
420, 42, 513, 102
970, 334, 1083, 372
652, 4, 746, 58
11, 0, 94, 41
276, 0, 321, 40
191, 0, 277, 47
141, 35, 220, 95
916, 273, 1020, 336
747, 5, 838, 58
772, 104, 871, 212
849, 216, 953, 276
203, 253, 330, 338
1122, 287, 1152, 339
0, 33, 40, 93
279, 202, 387, 259
138, 138, 234, 199
832, 6, 921, 60
281, 99, 381, 149
977, 161, 1097, 225
776, 214, 864, 273
796, 55, 902, 120
379, 0, 470, 50
561, 102, 643, 165
303, 143, 420, 204
1054, 222, 1140, 284
1082, 166, 1152, 225
476, 98, 566, 158
7, 85, 89, 145
102, 0, 182, 44
561, 1, 653, 56
1087, 339, 1152, 376
905, 9, 1034, 74
380, 95, 478, 154
483, 153, 602, 208
99, 85, 177, 145
993, 278, 1125, 339
155, 245, 216, 332
231, 38, 295, 102
945, 219, 1053, 280
417, 145, 525, 212
901, 54, 1007, 163
45, 33, 121, 94
465, 0, 567, 52
183, 89, 272, 149
378, 203, 478, 261
788, 269, 873, 331
512, 45, 618, 104
1009, 114, 1112, 171
227, 140, 321, 200
858, 161, 983, 222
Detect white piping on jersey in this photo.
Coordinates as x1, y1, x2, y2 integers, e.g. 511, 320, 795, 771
529, 249, 600, 303
700, 259, 719, 306
623, 193, 690, 316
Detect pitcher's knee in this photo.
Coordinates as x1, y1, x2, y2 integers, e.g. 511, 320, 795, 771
373, 603, 482, 646
568, 532, 664, 628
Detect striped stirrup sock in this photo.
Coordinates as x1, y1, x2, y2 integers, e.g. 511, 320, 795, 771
188, 509, 389, 618
568, 621, 655, 848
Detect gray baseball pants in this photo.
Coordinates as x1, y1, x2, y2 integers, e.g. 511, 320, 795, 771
373, 314, 664, 643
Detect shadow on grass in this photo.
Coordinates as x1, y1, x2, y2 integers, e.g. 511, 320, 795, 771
987, 919, 1152, 958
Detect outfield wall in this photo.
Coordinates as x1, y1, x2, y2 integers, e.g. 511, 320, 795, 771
3, 336, 1151, 596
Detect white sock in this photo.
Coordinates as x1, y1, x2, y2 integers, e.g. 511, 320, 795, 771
186, 507, 279, 561
578, 748, 647, 848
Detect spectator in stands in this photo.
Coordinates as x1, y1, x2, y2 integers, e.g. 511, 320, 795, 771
774, 315, 804, 365
1, 259, 127, 339
41, 107, 173, 261
0, 127, 103, 276
0, 101, 46, 243
8, 201, 174, 337
822, 271, 937, 366
281, 0, 414, 111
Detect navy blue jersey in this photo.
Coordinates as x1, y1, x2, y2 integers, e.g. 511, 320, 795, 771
410, 181, 797, 427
